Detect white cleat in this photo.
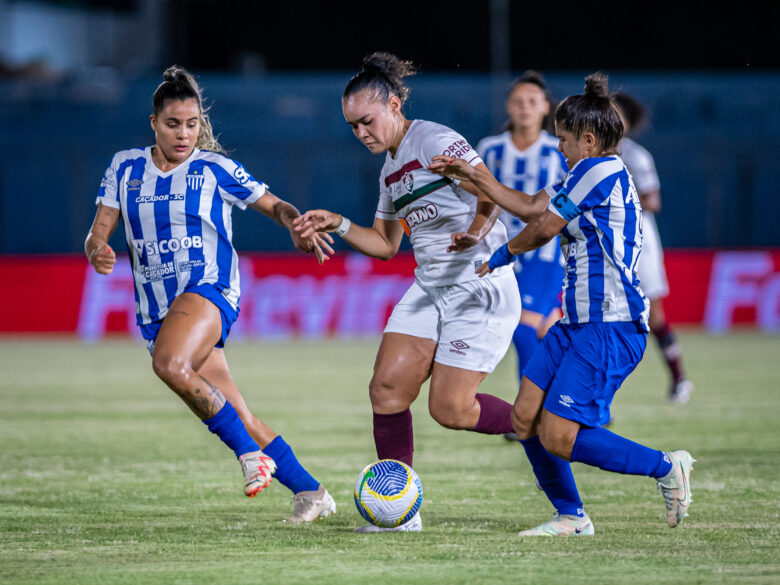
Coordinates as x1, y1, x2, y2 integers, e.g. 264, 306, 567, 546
657, 450, 695, 527
355, 511, 422, 533
238, 450, 276, 498
669, 380, 694, 404
518, 513, 594, 536
286, 484, 337, 523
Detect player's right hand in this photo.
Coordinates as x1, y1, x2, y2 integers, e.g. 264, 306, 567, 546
428, 155, 475, 181
90, 243, 116, 275
293, 210, 341, 238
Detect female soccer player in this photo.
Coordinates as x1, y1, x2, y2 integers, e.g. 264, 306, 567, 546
85, 65, 337, 523
613, 91, 693, 404
475, 72, 568, 439
430, 73, 694, 535
294, 52, 522, 532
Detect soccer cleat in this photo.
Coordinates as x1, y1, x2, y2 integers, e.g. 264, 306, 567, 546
656, 450, 695, 527
669, 380, 694, 404
238, 450, 276, 497
518, 513, 594, 536
285, 484, 336, 523
354, 511, 422, 533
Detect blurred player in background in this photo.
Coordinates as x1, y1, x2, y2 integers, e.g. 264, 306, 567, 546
295, 52, 521, 532
476, 71, 568, 440
613, 92, 693, 404
84, 65, 337, 523
431, 73, 694, 536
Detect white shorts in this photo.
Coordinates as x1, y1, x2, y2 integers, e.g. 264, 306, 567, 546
638, 213, 669, 300
384, 269, 522, 373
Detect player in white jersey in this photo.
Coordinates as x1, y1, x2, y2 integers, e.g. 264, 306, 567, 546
85, 66, 337, 523
475, 71, 568, 440
613, 92, 692, 404
431, 73, 694, 536
294, 52, 521, 532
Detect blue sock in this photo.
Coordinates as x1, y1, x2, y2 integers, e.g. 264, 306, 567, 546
571, 427, 673, 478
202, 401, 260, 458
262, 436, 320, 494
513, 323, 540, 379
519, 435, 584, 517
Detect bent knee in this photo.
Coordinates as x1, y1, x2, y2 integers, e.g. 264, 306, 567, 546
152, 353, 193, 391
369, 375, 415, 413
428, 402, 473, 430
538, 425, 575, 460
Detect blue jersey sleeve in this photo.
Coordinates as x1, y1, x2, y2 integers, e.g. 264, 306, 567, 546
545, 157, 623, 220
96, 154, 120, 209
206, 157, 268, 210
549, 187, 581, 221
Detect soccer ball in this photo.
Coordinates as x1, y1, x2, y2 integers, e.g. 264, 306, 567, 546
353, 459, 423, 528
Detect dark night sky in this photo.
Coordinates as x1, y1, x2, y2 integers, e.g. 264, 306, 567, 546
164, 1, 778, 72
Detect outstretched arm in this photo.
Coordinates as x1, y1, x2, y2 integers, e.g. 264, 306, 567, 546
429, 157, 550, 222
294, 210, 404, 261
476, 209, 568, 277
249, 190, 334, 264
85, 203, 120, 274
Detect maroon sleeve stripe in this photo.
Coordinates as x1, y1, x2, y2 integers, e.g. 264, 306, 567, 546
384, 159, 423, 187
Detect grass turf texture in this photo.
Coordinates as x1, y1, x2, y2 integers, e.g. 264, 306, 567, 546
1, 331, 778, 585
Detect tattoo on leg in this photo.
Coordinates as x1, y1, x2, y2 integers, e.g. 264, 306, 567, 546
192, 375, 227, 418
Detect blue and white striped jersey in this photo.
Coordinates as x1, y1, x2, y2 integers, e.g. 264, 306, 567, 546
545, 156, 649, 329
96, 147, 267, 326
476, 130, 568, 240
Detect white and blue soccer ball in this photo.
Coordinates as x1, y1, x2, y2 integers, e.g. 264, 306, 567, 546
353, 459, 423, 528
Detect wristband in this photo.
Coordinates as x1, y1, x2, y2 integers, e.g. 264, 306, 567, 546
335, 216, 351, 237
488, 243, 516, 270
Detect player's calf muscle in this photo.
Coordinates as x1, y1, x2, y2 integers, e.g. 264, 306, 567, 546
191, 376, 227, 419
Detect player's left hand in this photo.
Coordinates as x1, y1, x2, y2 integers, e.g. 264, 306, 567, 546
447, 231, 480, 253
475, 243, 516, 277
290, 228, 335, 264
475, 261, 492, 278
428, 155, 475, 181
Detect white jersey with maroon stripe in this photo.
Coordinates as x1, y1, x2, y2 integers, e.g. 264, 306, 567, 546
375, 120, 509, 287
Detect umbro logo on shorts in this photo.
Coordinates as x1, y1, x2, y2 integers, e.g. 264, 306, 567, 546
558, 395, 574, 408
448, 339, 469, 356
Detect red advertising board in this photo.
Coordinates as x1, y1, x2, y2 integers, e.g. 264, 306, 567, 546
1, 250, 779, 337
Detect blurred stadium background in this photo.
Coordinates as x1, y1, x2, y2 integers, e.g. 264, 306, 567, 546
0, 0, 778, 336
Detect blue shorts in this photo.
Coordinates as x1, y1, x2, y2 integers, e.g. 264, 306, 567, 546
140, 283, 239, 356
523, 321, 647, 427
515, 248, 564, 317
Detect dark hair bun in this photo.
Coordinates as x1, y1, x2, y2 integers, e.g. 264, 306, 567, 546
362, 52, 416, 79
162, 65, 186, 83
344, 52, 416, 106
584, 72, 610, 99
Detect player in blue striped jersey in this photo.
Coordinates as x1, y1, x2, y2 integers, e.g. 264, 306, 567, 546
475, 72, 568, 439
431, 73, 695, 535
85, 66, 337, 523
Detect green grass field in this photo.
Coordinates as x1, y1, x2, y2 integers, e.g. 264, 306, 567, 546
1, 331, 779, 585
